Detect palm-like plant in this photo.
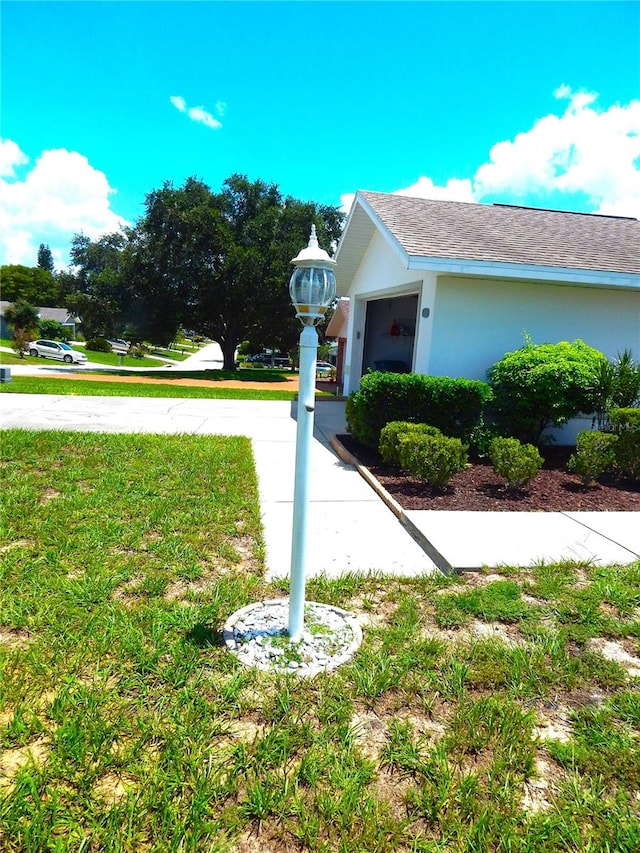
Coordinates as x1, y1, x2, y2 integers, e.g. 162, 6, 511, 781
588, 349, 640, 429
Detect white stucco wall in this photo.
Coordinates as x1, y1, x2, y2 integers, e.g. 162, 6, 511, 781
343, 231, 432, 394
427, 275, 640, 381
343, 230, 640, 403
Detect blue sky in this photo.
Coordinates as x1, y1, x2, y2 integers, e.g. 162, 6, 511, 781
1, 1, 639, 268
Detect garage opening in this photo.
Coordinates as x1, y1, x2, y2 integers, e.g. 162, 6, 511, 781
361, 293, 418, 375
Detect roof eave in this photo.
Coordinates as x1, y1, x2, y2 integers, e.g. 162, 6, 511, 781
407, 255, 640, 289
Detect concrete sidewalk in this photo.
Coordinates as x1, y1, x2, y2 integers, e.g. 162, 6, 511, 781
1, 393, 638, 575
332, 434, 639, 571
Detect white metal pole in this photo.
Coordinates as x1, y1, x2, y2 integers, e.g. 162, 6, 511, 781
288, 322, 318, 641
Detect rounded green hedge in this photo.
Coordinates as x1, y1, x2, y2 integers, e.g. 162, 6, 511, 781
346, 371, 492, 448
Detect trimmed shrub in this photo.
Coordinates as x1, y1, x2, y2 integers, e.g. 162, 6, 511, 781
487, 339, 606, 444
614, 432, 640, 481
346, 371, 492, 448
567, 431, 618, 487
379, 421, 441, 465
85, 337, 112, 353
399, 433, 468, 489
608, 408, 640, 432
38, 319, 67, 340
609, 409, 640, 481
488, 437, 543, 490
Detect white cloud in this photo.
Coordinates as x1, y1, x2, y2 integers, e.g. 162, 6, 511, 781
381, 87, 640, 219
170, 94, 223, 130
0, 140, 128, 269
170, 95, 187, 113
187, 106, 222, 130
396, 176, 476, 203
341, 176, 475, 217
340, 193, 356, 215
474, 86, 640, 216
0, 138, 28, 177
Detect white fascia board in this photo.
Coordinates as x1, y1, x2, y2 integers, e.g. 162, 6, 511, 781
355, 193, 411, 266
407, 255, 640, 289
333, 195, 361, 261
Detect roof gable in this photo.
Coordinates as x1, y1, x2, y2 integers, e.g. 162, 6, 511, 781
0, 302, 76, 324
335, 191, 640, 291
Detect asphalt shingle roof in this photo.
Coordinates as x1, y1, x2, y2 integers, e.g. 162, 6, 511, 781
360, 191, 640, 275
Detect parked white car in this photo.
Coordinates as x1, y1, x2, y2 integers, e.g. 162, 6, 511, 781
28, 340, 88, 365
107, 338, 130, 353
315, 361, 335, 378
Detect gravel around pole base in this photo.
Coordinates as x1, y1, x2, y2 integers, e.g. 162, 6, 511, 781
223, 598, 363, 676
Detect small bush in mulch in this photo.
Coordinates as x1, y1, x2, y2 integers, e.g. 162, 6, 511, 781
607, 409, 640, 481
338, 434, 640, 512
614, 431, 640, 480
568, 431, 618, 487
379, 421, 442, 465
398, 433, 468, 490
488, 437, 543, 491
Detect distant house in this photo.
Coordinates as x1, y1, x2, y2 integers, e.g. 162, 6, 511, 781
334, 192, 640, 409
0, 302, 79, 340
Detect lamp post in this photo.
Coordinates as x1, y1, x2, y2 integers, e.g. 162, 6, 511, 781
288, 225, 336, 641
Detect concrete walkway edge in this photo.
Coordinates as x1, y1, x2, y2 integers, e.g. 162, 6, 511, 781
329, 435, 639, 572
330, 434, 456, 575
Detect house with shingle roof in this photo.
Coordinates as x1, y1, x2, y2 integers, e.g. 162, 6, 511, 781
334, 192, 640, 415
0, 302, 80, 339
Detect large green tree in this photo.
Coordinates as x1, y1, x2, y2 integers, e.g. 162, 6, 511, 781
126, 174, 343, 368
63, 232, 128, 338
37, 244, 55, 273
4, 299, 40, 334
0, 265, 59, 306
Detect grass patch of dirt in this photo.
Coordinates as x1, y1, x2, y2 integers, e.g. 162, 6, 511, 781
2, 429, 640, 851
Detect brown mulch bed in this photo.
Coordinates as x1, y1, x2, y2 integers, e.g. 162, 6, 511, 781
337, 434, 640, 512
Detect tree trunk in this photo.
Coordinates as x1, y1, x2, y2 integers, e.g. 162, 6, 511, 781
221, 337, 238, 371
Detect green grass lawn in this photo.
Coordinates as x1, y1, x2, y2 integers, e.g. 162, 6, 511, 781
78, 350, 172, 369
0, 346, 170, 369
1, 430, 639, 851
94, 367, 296, 383
149, 346, 191, 361
0, 352, 26, 366
0, 375, 300, 401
